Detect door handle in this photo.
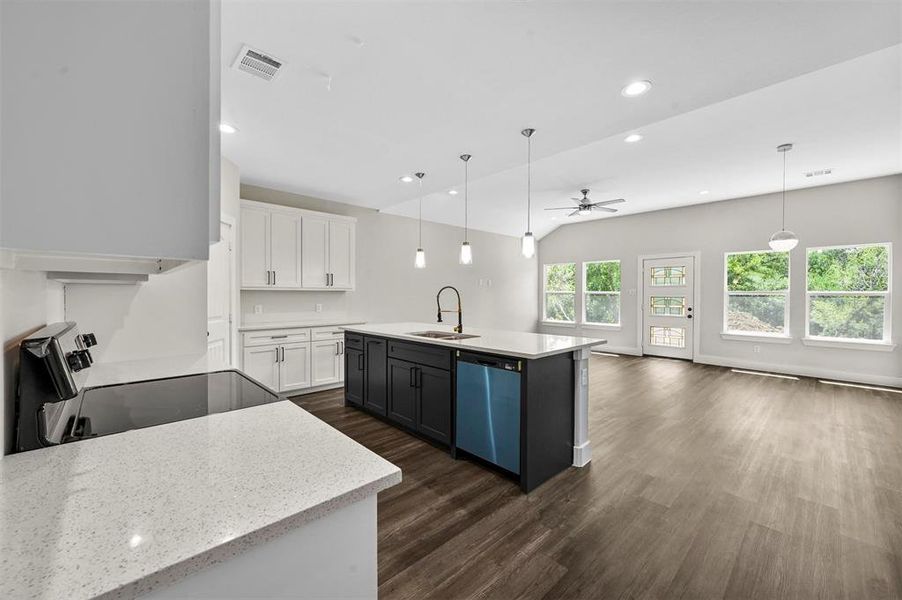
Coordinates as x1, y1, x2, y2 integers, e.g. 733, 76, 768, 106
266, 270, 271, 285
415, 367, 422, 389
270, 335, 288, 339
273, 271, 277, 286
687, 314, 693, 319
275, 348, 279, 363
358, 354, 364, 371
409, 367, 415, 387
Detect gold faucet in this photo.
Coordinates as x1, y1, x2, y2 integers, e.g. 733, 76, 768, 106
436, 286, 463, 333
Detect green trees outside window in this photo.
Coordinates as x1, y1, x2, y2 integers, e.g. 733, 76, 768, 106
544, 263, 576, 322
725, 251, 789, 335
584, 261, 621, 325
807, 244, 890, 341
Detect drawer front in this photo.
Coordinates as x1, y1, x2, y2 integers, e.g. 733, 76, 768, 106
387, 339, 452, 371
345, 331, 364, 351
311, 326, 346, 341
243, 328, 310, 347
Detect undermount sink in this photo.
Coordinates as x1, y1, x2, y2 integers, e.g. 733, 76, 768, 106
409, 331, 480, 341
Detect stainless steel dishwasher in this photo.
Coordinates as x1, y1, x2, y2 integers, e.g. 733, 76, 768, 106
455, 352, 521, 474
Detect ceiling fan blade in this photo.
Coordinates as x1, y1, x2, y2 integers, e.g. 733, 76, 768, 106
590, 198, 626, 207
568, 210, 580, 217
570, 198, 584, 202
595, 206, 618, 213
545, 206, 579, 211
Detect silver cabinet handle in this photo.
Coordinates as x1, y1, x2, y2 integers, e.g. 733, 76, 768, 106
266, 271, 271, 285
273, 270, 277, 286
274, 348, 279, 363
280, 347, 285, 362
271, 335, 288, 339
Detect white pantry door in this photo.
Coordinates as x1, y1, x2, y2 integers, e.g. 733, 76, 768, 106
207, 220, 234, 365
642, 256, 695, 359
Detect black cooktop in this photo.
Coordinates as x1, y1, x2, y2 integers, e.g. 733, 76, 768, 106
62, 370, 281, 442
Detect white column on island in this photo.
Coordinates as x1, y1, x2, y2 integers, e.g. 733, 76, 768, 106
572, 347, 592, 467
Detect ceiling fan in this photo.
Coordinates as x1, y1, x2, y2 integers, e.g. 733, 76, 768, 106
544, 189, 625, 217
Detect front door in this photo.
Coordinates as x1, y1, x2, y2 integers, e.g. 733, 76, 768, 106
642, 256, 695, 359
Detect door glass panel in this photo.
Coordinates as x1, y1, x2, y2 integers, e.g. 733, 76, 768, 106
649, 326, 685, 348
650, 296, 685, 316
650, 266, 685, 286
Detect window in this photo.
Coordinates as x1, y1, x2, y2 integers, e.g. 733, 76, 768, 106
650, 266, 685, 286
543, 263, 576, 322
806, 243, 891, 342
583, 260, 620, 325
724, 250, 790, 336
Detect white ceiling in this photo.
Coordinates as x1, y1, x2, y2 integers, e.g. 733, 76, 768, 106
221, 1, 902, 239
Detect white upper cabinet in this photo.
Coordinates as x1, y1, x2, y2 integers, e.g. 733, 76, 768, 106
240, 200, 355, 291
0, 0, 220, 261
269, 212, 302, 288
328, 220, 356, 289
241, 206, 270, 287
301, 217, 330, 289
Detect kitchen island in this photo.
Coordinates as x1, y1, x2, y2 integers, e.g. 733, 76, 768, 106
0, 355, 401, 600
341, 323, 604, 492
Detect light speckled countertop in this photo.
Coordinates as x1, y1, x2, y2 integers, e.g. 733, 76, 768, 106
342, 322, 605, 359
0, 398, 400, 599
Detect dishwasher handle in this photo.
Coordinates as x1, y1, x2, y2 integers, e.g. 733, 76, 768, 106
457, 352, 521, 372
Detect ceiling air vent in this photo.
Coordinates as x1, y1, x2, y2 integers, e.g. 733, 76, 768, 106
804, 168, 832, 178
232, 45, 284, 81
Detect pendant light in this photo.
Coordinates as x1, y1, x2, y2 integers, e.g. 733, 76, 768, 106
459, 154, 473, 265
768, 143, 799, 251
414, 172, 426, 269
520, 128, 536, 258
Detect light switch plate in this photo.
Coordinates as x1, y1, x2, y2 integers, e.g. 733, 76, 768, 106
315, 303, 323, 313
253, 304, 263, 314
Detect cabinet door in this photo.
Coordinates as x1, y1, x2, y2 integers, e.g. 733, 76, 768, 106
241, 206, 270, 287
242, 345, 279, 391
301, 216, 330, 288
279, 342, 311, 392
328, 220, 355, 289
311, 339, 342, 387
363, 338, 387, 415
417, 365, 452, 445
269, 212, 302, 288
387, 359, 417, 429
345, 348, 364, 406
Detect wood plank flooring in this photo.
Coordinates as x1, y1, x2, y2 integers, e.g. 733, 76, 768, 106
290, 355, 902, 599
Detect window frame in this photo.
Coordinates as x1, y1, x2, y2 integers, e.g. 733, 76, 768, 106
542, 262, 577, 324
722, 249, 791, 339
804, 242, 893, 345
582, 260, 621, 327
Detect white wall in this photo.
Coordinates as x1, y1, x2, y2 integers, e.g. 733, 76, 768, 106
240, 185, 539, 332
0, 268, 65, 455
538, 175, 902, 386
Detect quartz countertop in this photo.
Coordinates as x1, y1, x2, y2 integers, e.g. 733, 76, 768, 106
342, 322, 605, 359
0, 379, 400, 600
238, 318, 365, 332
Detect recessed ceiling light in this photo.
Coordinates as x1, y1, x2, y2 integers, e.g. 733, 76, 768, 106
219, 123, 237, 134
699, 190, 710, 195
399, 175, 414, 183
448, 189, 458, 195
624, 133, 643, 143
621, 80, 652, 97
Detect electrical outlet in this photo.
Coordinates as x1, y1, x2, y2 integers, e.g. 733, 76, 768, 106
753, 345, 761, 353
253, 304, 263, 314
487, 279, 493, 287
315, 303, 323, 313
628, 289, 637, 296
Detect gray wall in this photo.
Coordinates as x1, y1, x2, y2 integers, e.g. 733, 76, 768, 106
538, 175, 901, 386
240, 185, 539, 332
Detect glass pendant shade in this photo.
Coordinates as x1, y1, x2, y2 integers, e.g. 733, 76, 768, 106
521, 232, 535, 258
459, 241, 473, 265
768, 230, 799, 251
414, 248, 426, 269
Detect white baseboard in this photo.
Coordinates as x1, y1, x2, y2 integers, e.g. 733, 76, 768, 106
593, 345, 642, 356
694, 353, 902, 388
284, 382, 344, 397
572, 442, 592, 467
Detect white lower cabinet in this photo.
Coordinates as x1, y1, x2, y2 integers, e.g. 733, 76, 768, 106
241, 325, 353, 394
311, 339, 343, 387
280, 342, 311, 392
243, 345, 280, 390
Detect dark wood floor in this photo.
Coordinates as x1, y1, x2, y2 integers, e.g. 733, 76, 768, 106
291, 355, 902, 600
